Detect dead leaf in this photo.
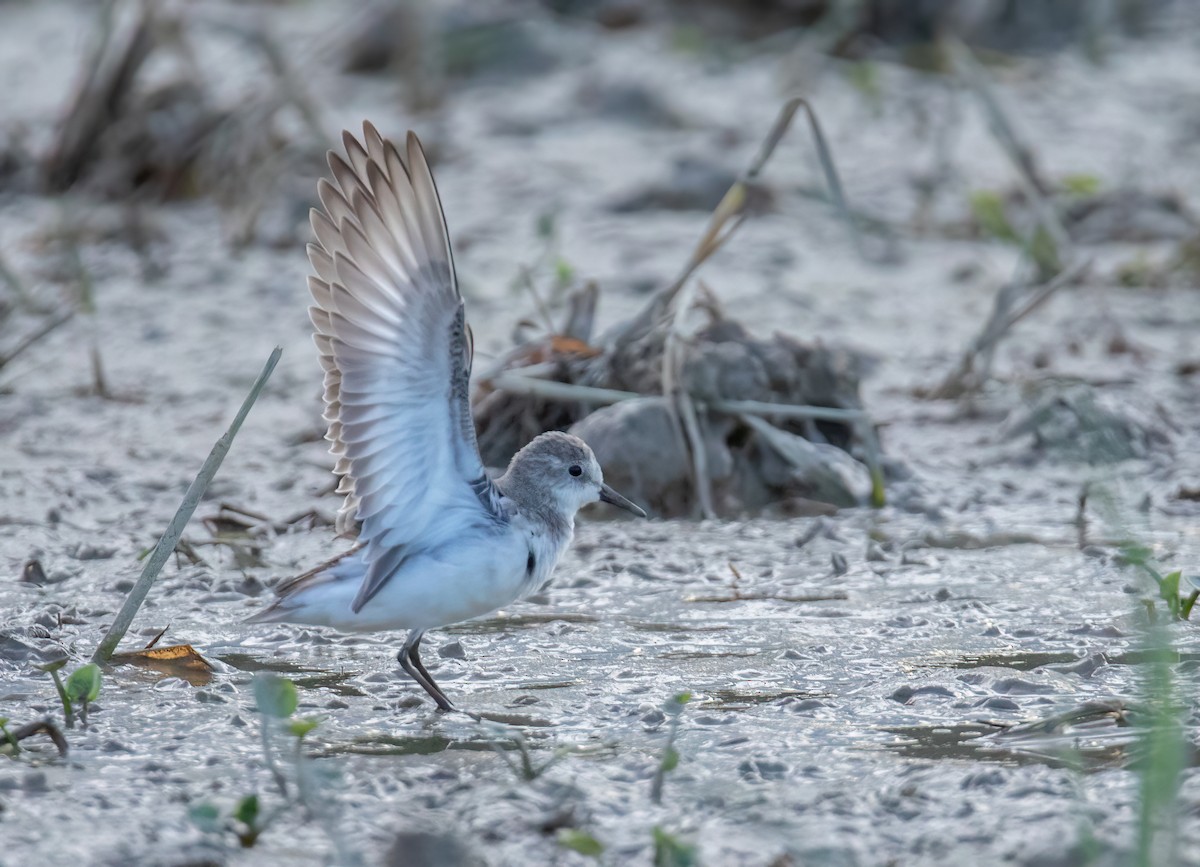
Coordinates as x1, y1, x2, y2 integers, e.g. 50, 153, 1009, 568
547, 335, 602, 358
112, 643, 215, 686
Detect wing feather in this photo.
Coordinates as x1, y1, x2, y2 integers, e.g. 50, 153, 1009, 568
308, 123, 503, 613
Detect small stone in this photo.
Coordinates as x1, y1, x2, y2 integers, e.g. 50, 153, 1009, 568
640, 709, 665, 727
975, 696, 1020, 711
991, 678, 1056, 695
961, 769, 1007, 789
738, 759, 789, 781
70, 544, 117, 561
383, 831, 485, 867
786, 698, 826, 713
830, 552, 848, 576
891, 684, 955, 704
438, 640, 467, 660
21, 560, 48, 585
21, 772, 47, 792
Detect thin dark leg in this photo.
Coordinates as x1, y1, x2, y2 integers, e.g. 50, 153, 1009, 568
407, 641, 438, 695
397, 630, 455, 712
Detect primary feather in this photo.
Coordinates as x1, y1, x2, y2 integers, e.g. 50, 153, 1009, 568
306, 123, 503, 614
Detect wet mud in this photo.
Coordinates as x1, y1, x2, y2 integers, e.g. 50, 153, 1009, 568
3, 1, 1200, 865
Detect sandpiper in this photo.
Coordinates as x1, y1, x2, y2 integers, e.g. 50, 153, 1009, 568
249, 123, 646, 712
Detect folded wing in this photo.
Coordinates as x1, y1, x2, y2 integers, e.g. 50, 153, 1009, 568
309, 123, 503, 613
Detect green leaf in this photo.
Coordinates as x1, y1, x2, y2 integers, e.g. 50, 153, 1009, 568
660, 747, 680, 773
847, 61, 881, 104
673, 692, 692, 706
0, 718, 18, 755
66, 664, 102, 703
1117, 543, 1153, 567
557, 829, 605, 858
1028, 225, 1061, 277
1062, 173, 1100, 197
189, 803, 222, 833
253, 673, 298, 718
969, 191, 1018, 244
37, 659, 69, 674
1161, 571, 1182, 609
233, 794, 260, 828
288, 717, 320, 738
554, 258, 574, 287
1181, 590, 1199, 621
652, 826, 698, 867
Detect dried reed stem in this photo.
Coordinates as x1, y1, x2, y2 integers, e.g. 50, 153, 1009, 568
92, 346, 282, 663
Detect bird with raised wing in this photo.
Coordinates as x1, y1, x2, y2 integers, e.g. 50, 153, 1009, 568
249, 123, 646, 712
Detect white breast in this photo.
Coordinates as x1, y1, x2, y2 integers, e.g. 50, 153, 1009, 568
516, 515, 574, 598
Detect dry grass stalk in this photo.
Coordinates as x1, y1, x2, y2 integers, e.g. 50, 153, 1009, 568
926, 257, 1090, 400
946, 36, 1072, 258
643, 97, 864, 516
0, 311, 74, 372
43, 0, 157, 191
614, 96, 861, 351
92, 346, 282, 663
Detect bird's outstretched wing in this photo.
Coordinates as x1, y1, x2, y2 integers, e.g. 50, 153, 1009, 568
309, 123, 502, 613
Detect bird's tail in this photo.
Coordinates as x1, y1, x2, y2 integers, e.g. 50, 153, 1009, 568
246, 546, 365, 625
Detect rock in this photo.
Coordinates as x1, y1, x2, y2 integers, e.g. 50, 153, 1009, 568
737, 758, 790, 781
21, 560, 47, 585
890, 684, 955, 704
570, 398, 692, 516
69, 543, 117, 561
990, 677, 1055, 695
742, 415, 871, 508
383, 831, 485, 867
1002, 385, 1174, 464
476, 293, 870, 517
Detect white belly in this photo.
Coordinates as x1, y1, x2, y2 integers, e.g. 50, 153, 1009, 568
284, 529, 532, 633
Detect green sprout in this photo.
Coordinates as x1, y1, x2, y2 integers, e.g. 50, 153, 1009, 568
0, 717, 20, 755
968, 189, 1061, 278
189, 794, 270, 848
650, 692, 691, 804
39, 660, 102, 728
191, 675, 327, 852
1118, 544, 1197, 621
1135, 613, 1188, 865
969, 190, 1018, 243
486, 728, 568, 783
253, 673, 299, 719
66, 664, 103, 727
1061, 173, 1101, 197
557, 829, 605, 859
652, 826, 698, 867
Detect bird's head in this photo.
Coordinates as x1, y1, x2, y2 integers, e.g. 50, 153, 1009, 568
502, 431, 646, 519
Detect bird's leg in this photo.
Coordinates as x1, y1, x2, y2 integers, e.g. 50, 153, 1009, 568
397, 630, 456, 713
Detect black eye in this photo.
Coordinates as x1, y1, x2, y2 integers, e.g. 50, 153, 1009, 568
568, 465, 582, 477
